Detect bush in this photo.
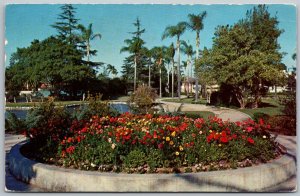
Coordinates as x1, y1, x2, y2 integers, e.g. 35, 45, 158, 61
128, 85, 158, 114
266, 116, 296, 136
184, 112, 203, 119
73, 94, 119, 121
5, 112, 26, 134
253, 112, 270, 123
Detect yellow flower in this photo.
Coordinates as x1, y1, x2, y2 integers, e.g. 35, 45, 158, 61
175, 151, 179, 156
218, 144, 222, 147
166, 137, 170, 141
209, 130, 213, 133
179, 146, 184, 151
169, 141, 174, 145
171, 131, 176, 137
263, 135, 267, 139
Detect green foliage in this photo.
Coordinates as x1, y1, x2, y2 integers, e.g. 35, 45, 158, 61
197, 5, 285, 109
5, 112, 26, 134
123, 149, 146, 168
73, 94, 119, 120
253, 112, 270, 123
51, 4, 80, 45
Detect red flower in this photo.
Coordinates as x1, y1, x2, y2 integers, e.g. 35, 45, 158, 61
219, 136, 228, 143
153, 131, 158, 139
192, 133, 196, 138
232, 134, 237, 139
259, 118, 264, 125
246, 126, 254, 132
221, 131, 227, 137
247, 137, 255, 144
179, 122, 188, 131
66, 146, 75, 154
158, 143, 164, 149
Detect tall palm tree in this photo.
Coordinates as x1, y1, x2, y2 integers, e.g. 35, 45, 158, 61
150, 46, 167, 98
162, 22, 186, 99
78, 23, 102, 66
185, 11, 207, 101
166, 43, 176, 97
180, 41, 195, 78
120, 37, 145, 91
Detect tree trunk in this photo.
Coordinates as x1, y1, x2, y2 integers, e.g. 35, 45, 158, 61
172, 59, 174, 98
159, 66, 162, 98
167, 65, 170, 93
148, 64, 151, 87
134, 56, 137, 91
195, 34, 200, 102
177, 39, 181, 99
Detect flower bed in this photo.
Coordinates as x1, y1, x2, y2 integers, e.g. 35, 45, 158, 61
22, 112, 279, 174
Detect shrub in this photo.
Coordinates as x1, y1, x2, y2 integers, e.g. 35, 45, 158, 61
73, 94, 119, 121
128, 85, 157, 114
253, 112, 270, 123
23, 98, 72, 162
266, 116, 296, 136
184, 112, 203, 119
5, 112, 26, 134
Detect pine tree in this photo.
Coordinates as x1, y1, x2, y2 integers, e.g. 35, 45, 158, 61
51, 4, 80, 46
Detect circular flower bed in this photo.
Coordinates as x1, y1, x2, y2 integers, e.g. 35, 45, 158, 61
21, 112, 283, 174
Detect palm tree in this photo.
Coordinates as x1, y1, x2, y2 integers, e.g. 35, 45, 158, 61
162, 22, 186, 99
185, 11, 207, 101
150, 46, 167, 98
78, 23, 102, 66
180, 41, 195, 78
106, 64, 118, 77
166, 43, 176, 97
120, 37, 145, 91
181, 41, 195, 97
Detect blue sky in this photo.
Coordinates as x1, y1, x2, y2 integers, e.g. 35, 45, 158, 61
5, 4, 297, 75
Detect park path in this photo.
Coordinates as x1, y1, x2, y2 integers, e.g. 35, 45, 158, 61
5, 134, 45, 192
158, 98, 251, 122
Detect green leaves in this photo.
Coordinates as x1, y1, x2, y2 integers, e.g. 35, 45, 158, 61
198, 5, 285, 108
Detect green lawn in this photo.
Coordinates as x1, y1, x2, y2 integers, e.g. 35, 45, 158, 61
183, 111, 215, 120
238, 98, 284, 118
6, 101, 85, 107
161, 97, 207, 105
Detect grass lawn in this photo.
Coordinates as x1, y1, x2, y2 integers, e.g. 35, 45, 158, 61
161, 97, 207, 105
183, 111, 215, 120
6, 101, 85, 107
238, 97, 284, 118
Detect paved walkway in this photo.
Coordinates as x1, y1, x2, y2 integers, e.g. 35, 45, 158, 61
158, 99, 251, 122
5, 134, 45, 192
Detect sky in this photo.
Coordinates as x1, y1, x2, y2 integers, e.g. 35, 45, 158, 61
5, 4, 297, 75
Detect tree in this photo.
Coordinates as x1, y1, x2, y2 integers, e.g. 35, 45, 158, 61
181, 41, 195, 97
78, 23, 102, 66
185, 11, 207, 101
120, 18, 146, 91
150, 46, 167, 98
200, 21, 284, 108
162, 22, 186, 99
51, 4, 80, 45
165, 43, 176, 97
242, 5, 285, 107
7, 36, 96, 98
